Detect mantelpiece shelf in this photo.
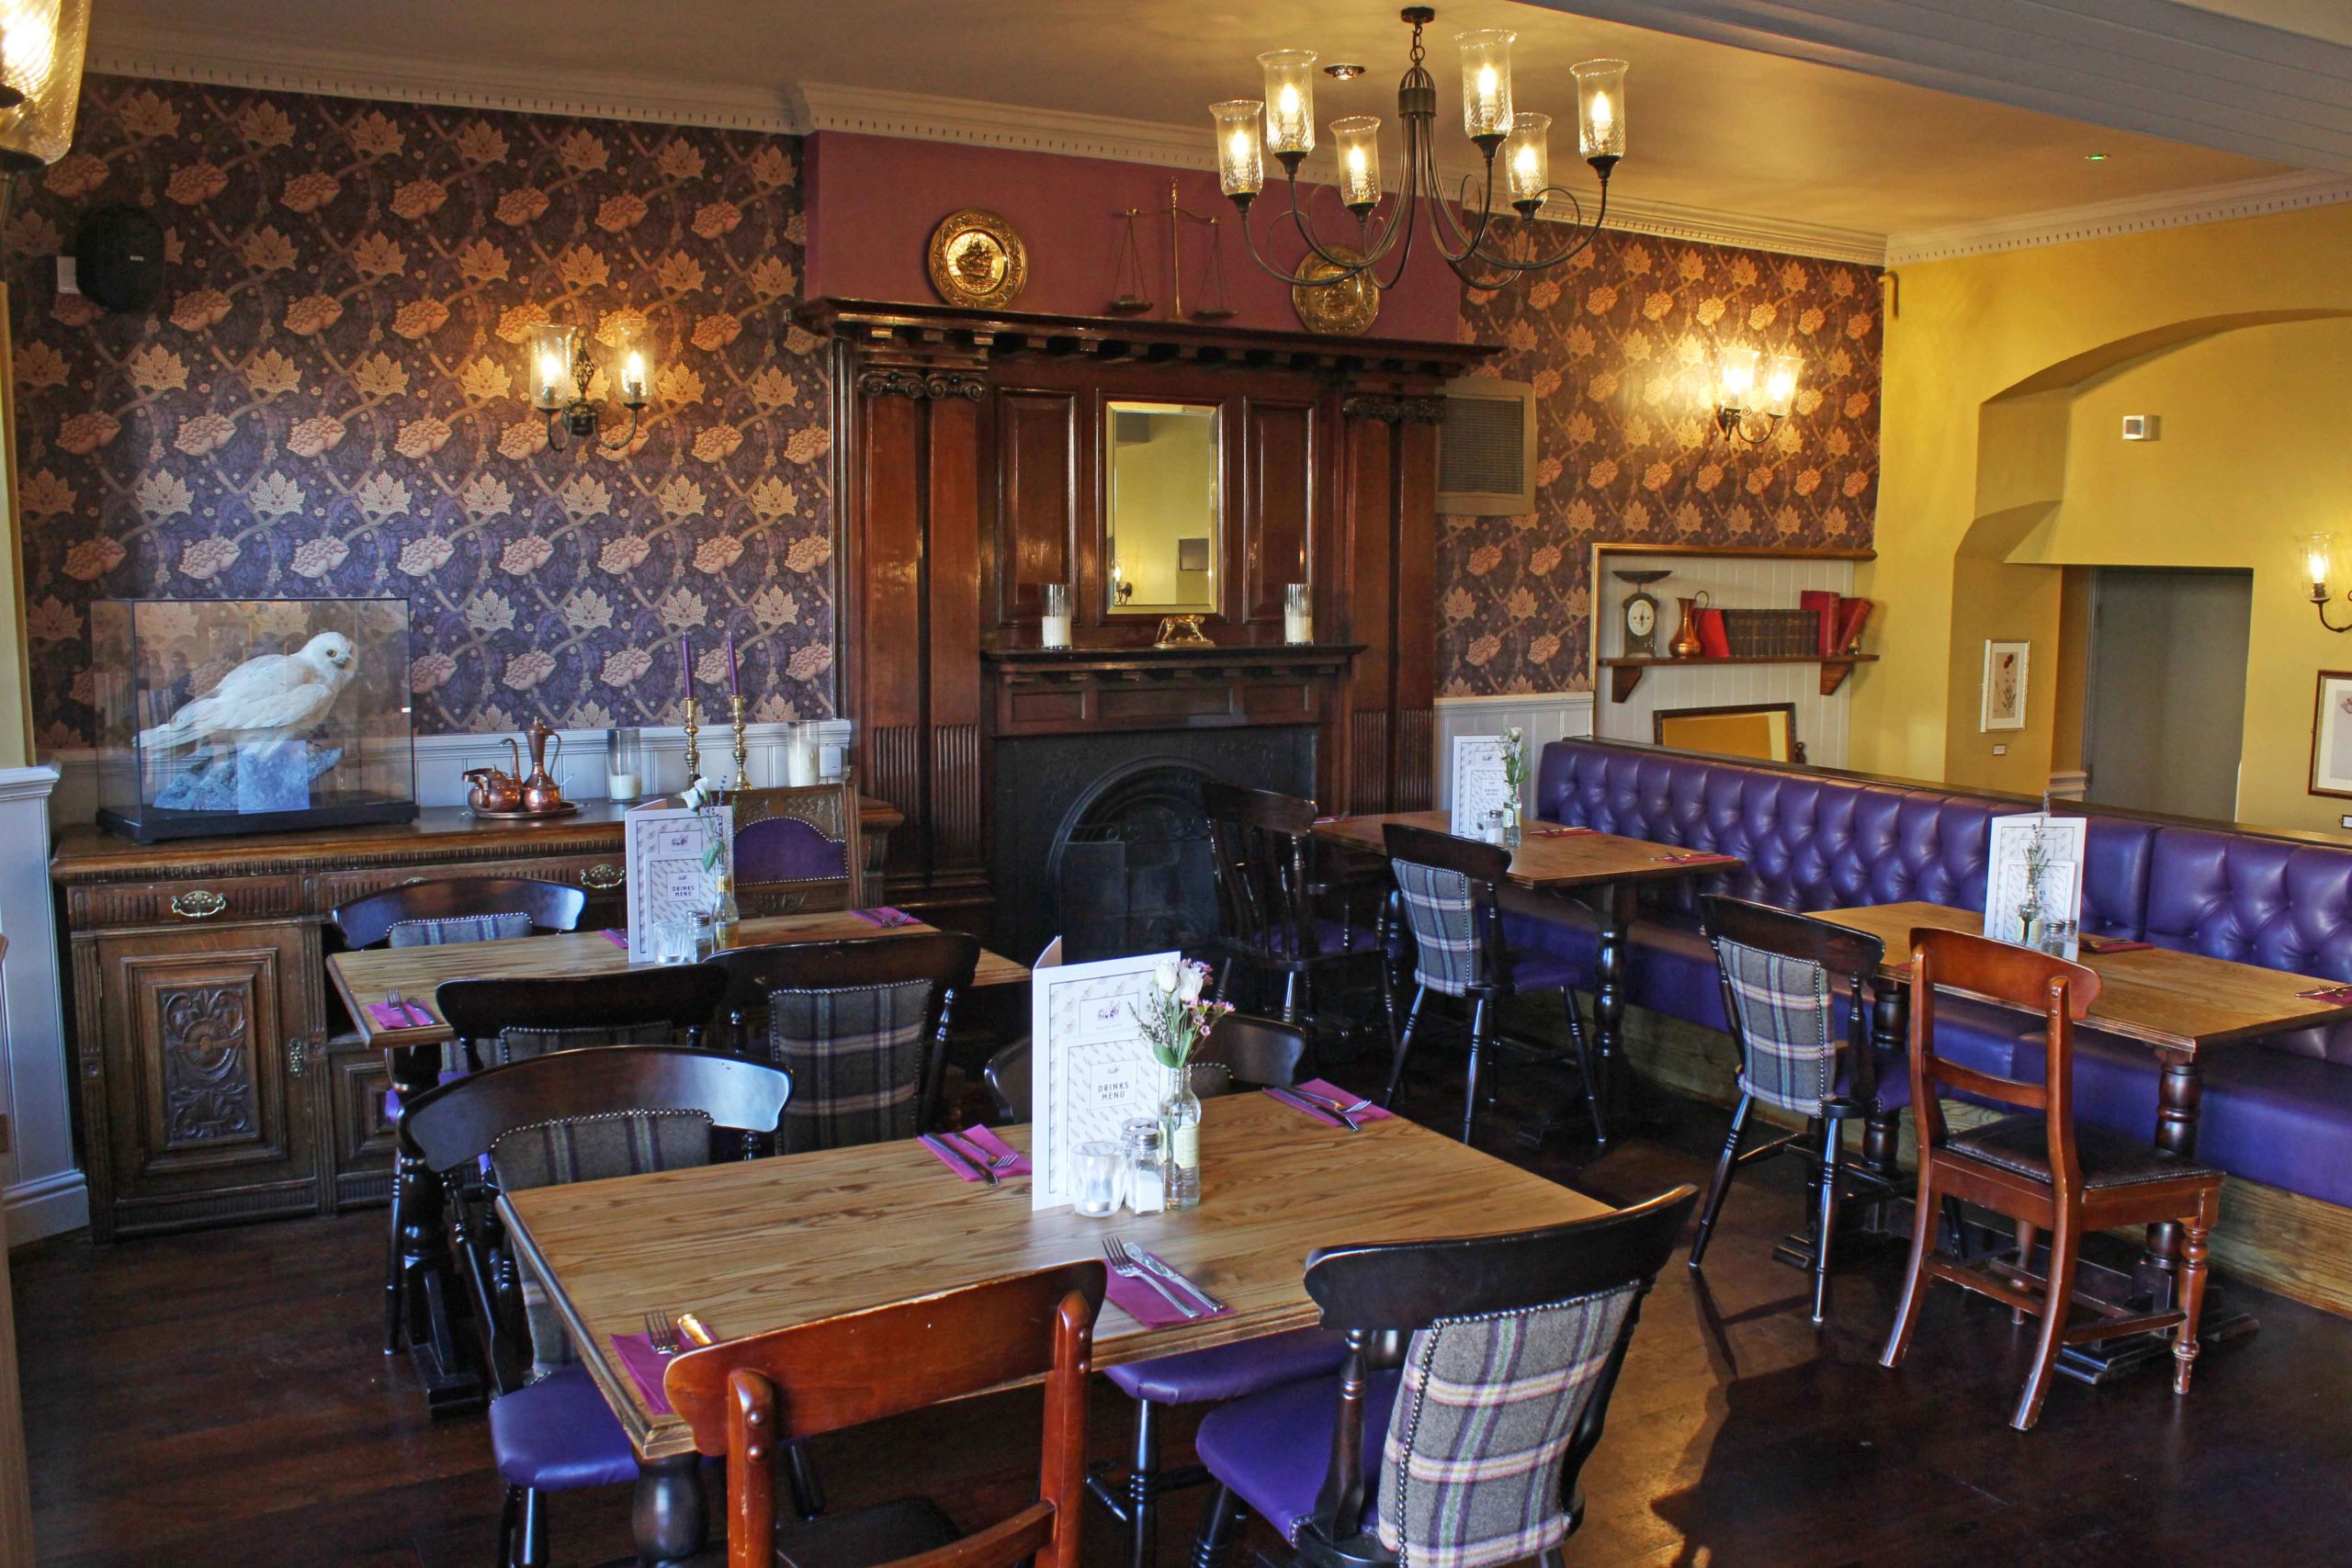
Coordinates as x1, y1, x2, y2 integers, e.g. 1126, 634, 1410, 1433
1600, 653, 1877, 703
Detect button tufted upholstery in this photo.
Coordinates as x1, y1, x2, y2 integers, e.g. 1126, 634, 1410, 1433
1519, 739, 2352, 1207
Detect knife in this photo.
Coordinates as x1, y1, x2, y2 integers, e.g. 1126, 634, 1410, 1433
922, 1134, 987, 1183
1269, 1085, 1359, 1132
1136, 1247, 1224, 1314
938, 1129, 1000, 1186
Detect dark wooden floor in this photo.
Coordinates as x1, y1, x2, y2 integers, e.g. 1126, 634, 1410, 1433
17, 1068, 2352, 1567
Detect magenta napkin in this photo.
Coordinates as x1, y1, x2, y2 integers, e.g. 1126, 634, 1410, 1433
2079, 935, 2153, 955
367, 1000, 431, 1030
601, 929, 629, 949
610, 1332, 677, 1415
1313, 814, 1351, 825
1265, 1079, 1394, 1128
853, 907, 917, 928
2299, 984, 2352, 1006
1104, 1258, 1232, 1328
922, 1125, 1032, 1181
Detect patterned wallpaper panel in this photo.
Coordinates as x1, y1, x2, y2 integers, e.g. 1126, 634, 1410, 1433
8, 76, 832, 744
1439, 231, 1883, 696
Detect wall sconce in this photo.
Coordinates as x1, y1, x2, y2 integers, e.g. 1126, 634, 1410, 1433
2301, 533, 2352, 631
526, 319, 650, 454
1715, 346, 1802, 447
0, 0, 94, 170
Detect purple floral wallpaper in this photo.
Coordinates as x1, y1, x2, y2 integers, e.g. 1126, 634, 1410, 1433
1439, 232, 1883, 695
8, 75, 832, 745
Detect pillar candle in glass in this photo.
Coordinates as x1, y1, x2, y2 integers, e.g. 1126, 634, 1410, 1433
605, 727, 643, 802
1040, 582, 1072, 649
1283, 583, 1314, 645
784, 720, 819, 786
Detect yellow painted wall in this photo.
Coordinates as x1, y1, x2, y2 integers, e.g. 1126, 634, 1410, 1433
1857, 203, 2352, 835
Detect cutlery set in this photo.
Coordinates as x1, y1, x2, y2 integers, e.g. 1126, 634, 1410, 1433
1266, 1084, 1373, 1131
1103, 1236, 1223, 1318
921, 1129, 1019, 1184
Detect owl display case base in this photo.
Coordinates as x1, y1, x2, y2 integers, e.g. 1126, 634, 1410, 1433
98, 794, 421, 844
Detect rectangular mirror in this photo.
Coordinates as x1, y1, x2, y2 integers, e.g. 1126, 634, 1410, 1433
1105, 401, 1219, 615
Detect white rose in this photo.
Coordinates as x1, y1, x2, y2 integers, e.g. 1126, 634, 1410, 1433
1153, 956, 1181, 994
1177, 964, 1206, 1003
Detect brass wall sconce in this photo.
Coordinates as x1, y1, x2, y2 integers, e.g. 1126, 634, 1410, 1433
526, 319, 651, 455
1714, 345, 1802, 447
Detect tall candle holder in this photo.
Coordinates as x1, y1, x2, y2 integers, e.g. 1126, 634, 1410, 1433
729, 694, 750, 795
682, 695, 703, 788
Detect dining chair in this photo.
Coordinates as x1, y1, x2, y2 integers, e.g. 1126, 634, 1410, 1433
1190, 1185, 1698, 1568
399, 1046, 790, 1568
710, 931, 978, 1151
435, 963, 729, 1071
1203, 782, 1388, 1051
1379, 822, 1605, 1145
330, 876, 588, 1359
727, 777, 865, 917
663, 1261, 1106, 1568
1879, 929, 2224, 1430
1688, 895, 1904, 1324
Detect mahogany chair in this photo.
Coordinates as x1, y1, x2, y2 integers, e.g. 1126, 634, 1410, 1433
1879, 929, 2225, 1430
1380, 822, 1605, 1145
1191, 1185, 1698, 1568
663, 1262, 1106, 1568
985, 1015, 1344, 1568
330, 876, 587, 1359
726, 777, 865, 917
1202, 782, 1387, 1047
710, 931, 978, 1151
1689, 895, 1904, 1324
435, 963, 729, 1071
400, 1047, 790, 1568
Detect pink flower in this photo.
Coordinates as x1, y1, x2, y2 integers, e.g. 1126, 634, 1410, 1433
55, 412, 121, 455
500, 536, 555, 576
410, 653, 457, 694
498, 421, 545, 459
503, 650, 557, 691
598, 535, 651, 574
178, 537, 242, 581
596, 194, 649, 232
692, 536, 743, 574
785, 644, 833, 682
286, 414, 347, 457
692, 423, 743, 463
601, 647, 653, 687
175, 412, 237, 457
289, 536, 350, 579
62, 537, 125, 581
783, 427, 830, 466
692, 200, 742, 239
393, 416, 452, 458
392, 298, 449, 340
398, 536, 455, 577
783, 536, 830, 573
280, 171, 342, 213
42, 152, 107, 199
1467, 635, 1500, 667
691, 312, 741, 351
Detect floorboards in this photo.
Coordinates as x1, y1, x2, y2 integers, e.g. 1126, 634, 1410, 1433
16, 1066, 2351, 1567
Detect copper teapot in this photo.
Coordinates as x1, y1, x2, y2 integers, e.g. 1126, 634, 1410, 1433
464, 739, 525, 813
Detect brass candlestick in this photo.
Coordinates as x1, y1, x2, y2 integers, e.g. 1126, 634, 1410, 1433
729, 694, 750, 795
682, 695, 702, 787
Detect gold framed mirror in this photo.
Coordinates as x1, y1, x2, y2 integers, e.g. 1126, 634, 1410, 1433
1105, 400, 1220, 616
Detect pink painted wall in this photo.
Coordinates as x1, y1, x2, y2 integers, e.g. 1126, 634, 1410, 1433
805, 132, 1463, 341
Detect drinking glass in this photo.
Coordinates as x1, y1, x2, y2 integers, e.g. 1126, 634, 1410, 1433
1073, 1141, 1123, 1217
652, 913, 695, 964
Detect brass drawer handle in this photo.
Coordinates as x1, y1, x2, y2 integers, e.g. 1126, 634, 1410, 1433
581, 863, 626, 891
169, 890, 227, 919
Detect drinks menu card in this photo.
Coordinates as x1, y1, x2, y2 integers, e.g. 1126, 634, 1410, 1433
623, 801, 731, 963
1029, 948, 1173, 1211
1984, 812, 2086, 959
1450, 735, 1515, 839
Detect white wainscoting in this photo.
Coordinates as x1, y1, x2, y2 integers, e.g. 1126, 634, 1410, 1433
0, 766, 82, 1243
47, 718, 858, 824
1590, 553, 1860, 767
1433, 692, 1597, 817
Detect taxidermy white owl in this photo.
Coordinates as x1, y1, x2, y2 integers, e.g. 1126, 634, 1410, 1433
137, 631, 358, 751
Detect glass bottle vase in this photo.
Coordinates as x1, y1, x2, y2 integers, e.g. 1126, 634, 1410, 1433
1161, 1064, 1203, 1209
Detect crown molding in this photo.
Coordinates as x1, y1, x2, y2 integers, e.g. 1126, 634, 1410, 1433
87, 18, 801, 132
1883, 169, 2352, 265
1564, 193, 1883, 267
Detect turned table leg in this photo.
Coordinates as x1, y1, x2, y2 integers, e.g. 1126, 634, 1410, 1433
1588, 881, 1636, 1137
2139, 1050, 2205, 1304
635, 1451, 708, 1565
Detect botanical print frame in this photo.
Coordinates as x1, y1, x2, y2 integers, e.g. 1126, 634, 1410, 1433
2308, 671, 2352, 799
1981, 639, 2030, 732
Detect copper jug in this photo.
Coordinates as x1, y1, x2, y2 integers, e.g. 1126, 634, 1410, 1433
465, 739, 525, 813
520, 720, 567, 814
1668, 592, 1711, 660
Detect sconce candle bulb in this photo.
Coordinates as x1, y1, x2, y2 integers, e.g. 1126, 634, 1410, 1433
1714, 344, 1799, 447
2301, 533, 2352, 631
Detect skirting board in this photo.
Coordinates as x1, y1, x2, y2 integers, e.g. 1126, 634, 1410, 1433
4, 1170, 88, 1247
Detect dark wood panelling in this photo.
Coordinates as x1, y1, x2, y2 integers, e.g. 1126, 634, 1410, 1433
1393, 415, 1441, 809
1242, 397, 1317, 627
992, 389, 1080, 629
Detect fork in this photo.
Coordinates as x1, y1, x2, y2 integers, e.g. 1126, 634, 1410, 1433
942, 1130, 1018, 1173
644, 1308, 682, 1355
1286, 1087, 1373, 1116
386, 991, 419, 1028
1104, 1238, 1196, 1318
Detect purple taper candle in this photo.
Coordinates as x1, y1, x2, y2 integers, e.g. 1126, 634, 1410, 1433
680, 633, 693, 696
726, 633, 740, 698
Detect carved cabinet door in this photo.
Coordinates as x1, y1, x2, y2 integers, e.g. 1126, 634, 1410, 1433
93, 925, 319, 1222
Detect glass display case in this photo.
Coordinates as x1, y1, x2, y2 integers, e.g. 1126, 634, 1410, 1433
91, 597, 418, 842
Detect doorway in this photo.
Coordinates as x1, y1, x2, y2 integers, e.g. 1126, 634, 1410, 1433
2082, 568, 2252, 820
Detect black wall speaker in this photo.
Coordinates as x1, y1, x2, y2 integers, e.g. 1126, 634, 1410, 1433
73, 204, 166, 313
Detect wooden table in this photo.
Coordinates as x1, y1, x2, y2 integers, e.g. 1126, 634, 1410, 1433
1314, 811, 1741, 1144
501, 1089, 1611, 1563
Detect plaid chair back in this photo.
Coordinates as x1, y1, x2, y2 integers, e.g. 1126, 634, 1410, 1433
386, 910, 533, 947
490, 1109, 716, 1378
766, 978, 934, 1153
1713, 937, 1838, 1116
490, 1022, 690, 1067
1392, 859, 1486, 997
1376, 1283, 1639, 1568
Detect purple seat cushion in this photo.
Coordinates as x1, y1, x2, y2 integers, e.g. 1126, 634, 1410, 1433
382, 1066, 466, 1122
1105, 1326, 1350, 1405
489, 1365, 639, 1491
1195, 1367, 1399, 1542
735, 815, 848, 883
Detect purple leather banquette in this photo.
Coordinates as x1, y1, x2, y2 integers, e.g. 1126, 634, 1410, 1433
1508, 739, 2352, 1209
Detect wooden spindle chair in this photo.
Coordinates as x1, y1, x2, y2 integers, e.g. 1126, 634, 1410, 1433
1203, 782, 1387, 1050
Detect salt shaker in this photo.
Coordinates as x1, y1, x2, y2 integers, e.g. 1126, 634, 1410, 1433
1121, 1117, 1168, 1215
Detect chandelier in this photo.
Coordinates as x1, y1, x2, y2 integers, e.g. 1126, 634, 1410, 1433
1209, 6, 1625, 293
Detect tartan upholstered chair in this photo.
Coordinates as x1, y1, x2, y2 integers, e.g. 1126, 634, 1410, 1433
1379, 822, 1604, 1145
986, 1016, 1347, 1568
1688, 895, 1905, 1325
1191, 1186, 1697, 1568
726, 777, 865, 916
711, 931, 978, 1152
399, 1047, 789, 1568
330, 876, 588, 1358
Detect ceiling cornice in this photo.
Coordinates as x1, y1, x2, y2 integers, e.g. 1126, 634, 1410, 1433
1883, 168, 2352, 265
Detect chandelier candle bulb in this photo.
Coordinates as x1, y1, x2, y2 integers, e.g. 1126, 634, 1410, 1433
1332, 116, 1382, 210
1573, 58, 1629, 163
1211, 99, 1265, 197
1504, 112, 1550, 209
1257, 49, 1319, 159
1456, 29, 1515, 144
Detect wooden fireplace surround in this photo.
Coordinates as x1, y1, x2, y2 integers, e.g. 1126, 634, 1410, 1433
806, 297, 1492, 933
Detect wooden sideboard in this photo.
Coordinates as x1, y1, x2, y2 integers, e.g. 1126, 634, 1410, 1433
50, 798, 899, 1240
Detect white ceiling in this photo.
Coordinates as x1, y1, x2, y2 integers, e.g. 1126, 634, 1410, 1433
87, 0, 2346, 260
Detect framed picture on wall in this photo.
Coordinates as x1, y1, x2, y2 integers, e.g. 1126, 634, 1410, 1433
2308, 671, 2352, 799
1981, 639, 2030, 731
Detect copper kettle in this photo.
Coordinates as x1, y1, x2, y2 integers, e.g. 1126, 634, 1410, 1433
519, 719, 568, 814
465, 739, 525, 813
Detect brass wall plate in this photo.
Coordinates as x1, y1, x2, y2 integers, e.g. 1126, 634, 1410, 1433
1292, 245, 1380, 336
927, 209, 1029, 310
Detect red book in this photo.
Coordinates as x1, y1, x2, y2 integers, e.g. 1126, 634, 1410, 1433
1799, 590, 1841, 656
1833, 596, 1872, 654
1697, 607, 1732, 659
